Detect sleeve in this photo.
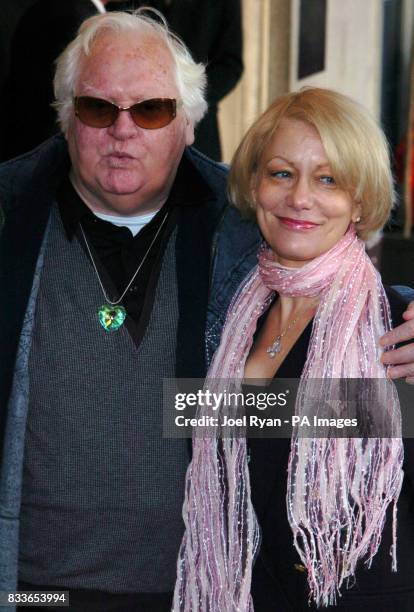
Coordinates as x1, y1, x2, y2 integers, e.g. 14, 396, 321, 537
385, 285, 414, 491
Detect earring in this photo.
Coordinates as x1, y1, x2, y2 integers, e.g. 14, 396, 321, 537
355, 216, 361, 223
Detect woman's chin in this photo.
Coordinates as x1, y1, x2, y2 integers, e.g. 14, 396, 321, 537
269, 244, 320, 268
268, 233, 347, 268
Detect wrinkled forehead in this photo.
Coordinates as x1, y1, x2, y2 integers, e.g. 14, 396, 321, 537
75, 31, 178, 98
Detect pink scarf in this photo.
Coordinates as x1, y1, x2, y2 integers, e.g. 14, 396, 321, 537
173, 227, 403, 610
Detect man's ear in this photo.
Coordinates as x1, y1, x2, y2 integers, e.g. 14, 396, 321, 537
63, 115, 74, 141
185, 118, 195, 147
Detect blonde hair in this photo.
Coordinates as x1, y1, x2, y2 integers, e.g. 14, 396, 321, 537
229, 87, 395, 240
53, 8, 207, 134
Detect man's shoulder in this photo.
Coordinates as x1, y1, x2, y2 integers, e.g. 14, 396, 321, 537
184, 147, 228, 198
386, 285, 414, 329
184, 146, 261, 265
0, 134, 70, 208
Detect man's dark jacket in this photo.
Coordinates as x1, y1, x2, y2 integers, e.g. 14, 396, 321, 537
0, 134, 261, 602
0, 133, 259, 451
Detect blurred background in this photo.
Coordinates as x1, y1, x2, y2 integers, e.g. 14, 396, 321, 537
0, 0, 413, 284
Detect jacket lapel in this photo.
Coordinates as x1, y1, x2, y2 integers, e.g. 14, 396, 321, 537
0, 187, 52, 437
175, 201, 222, 380
174, 151, 226, 380
0, 136, 69, 451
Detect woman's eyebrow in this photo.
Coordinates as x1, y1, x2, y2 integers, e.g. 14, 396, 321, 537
264, 157, 331, 168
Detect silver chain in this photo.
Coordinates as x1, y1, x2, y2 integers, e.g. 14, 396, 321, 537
266, 316, 299, 358
79, 210, 169, 306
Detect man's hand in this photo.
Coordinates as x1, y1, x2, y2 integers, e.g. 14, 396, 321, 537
380, 301, 414, 383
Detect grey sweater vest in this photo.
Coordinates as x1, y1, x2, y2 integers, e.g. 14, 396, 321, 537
19, 206, 188, 593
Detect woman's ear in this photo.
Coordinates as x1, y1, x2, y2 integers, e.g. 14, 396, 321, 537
352, 202, 362, 224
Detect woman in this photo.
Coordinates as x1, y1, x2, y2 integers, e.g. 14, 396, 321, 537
173, 88, 414, 611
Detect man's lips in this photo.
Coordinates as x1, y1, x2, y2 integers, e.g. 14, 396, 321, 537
104, 152, 136, 167
277, 216, 321, 230
106, 151, 135, 159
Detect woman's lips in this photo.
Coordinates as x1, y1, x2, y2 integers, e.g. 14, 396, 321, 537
278, 216, 320, 230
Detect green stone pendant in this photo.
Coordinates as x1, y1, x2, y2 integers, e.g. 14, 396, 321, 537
98, 304, 127, 332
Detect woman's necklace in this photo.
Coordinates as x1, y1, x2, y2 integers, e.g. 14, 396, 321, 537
266, 302, 318, 358
79, 211, 169, 332
266, 316, 299, 358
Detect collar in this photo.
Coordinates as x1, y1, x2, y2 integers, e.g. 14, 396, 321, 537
58, 152, 214, 241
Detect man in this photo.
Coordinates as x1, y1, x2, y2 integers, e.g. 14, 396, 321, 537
0, 9, 413, 612
0, 10, 258, 612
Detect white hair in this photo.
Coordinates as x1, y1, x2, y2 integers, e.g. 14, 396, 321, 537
53, 8, 207, 133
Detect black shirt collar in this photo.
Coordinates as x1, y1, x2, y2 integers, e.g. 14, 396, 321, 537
58, 152, 214, 241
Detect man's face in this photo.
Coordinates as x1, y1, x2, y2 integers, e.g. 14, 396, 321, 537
66, 33, 194, 215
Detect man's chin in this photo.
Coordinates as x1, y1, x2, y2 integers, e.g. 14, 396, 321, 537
95, 187, 162, 216
98, 176, 144, 199
99, 170, 143, 193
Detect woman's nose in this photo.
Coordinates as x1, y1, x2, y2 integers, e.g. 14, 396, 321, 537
290, 176, 314, 209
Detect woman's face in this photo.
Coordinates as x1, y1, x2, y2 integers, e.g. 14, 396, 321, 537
252, 118, 361, 268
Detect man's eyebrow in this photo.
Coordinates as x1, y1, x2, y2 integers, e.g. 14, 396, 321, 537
77, 85, 108, 98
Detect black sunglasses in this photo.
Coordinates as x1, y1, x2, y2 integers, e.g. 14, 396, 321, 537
74, 96, 179, 129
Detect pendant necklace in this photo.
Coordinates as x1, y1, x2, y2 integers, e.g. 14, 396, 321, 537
266, 302, 319, 358
266, 316, 299, 358
79, 211, 169, 332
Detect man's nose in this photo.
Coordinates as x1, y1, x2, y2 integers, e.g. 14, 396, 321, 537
108, 109, 139, 139
290, 176, 314, 209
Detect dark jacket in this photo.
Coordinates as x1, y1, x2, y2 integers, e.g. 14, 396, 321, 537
0, 132, 259, 449
0, 134, 260, 597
